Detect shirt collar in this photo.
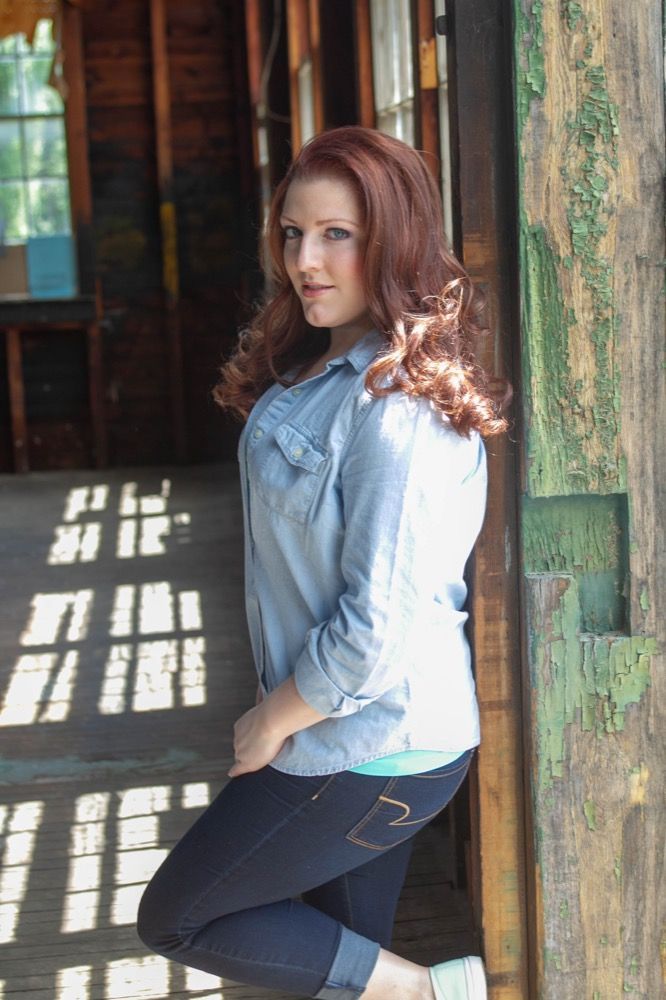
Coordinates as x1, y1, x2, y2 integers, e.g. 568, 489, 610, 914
341, 330, 385, 373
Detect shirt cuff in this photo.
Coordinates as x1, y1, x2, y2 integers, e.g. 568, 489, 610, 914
293, 646, 371, 718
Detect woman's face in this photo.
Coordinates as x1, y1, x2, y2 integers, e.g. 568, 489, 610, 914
280, 175, 372, 342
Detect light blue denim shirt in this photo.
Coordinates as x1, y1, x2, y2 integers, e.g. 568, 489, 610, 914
239, 330, 487, 776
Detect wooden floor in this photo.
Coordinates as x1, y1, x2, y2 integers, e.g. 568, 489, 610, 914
0, 464, 475, 999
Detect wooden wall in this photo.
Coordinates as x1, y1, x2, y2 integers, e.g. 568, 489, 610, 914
513, 1, 665, 996
0, 0, 255, 472
84, 0, 254, 467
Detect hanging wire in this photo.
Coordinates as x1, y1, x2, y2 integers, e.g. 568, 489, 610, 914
257, 0, 290, 126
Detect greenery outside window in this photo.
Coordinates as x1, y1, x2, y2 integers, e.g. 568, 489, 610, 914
0, 18, 76, 298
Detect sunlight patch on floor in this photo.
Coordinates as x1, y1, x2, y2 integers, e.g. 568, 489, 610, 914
0, 801, 44, 944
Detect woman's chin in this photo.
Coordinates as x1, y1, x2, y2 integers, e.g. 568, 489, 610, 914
301, 305, 330, 328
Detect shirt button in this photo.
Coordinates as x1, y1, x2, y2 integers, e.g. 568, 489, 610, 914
253, 428, 264, 439
292, 446, 304, 459
292, 388, 302, 397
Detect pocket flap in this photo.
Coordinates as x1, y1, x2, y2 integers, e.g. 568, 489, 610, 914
274, 424, 327, 473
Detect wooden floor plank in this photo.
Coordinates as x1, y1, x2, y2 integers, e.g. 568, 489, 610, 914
0, 465, 474, 998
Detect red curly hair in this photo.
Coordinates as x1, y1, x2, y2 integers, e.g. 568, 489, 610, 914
214, 126, 510, 436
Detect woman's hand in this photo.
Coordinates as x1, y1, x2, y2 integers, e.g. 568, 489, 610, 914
228, 677, 326, 778
228, 703, 286, 777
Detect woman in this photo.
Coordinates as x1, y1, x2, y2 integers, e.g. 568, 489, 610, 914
138, 126, 509, 1000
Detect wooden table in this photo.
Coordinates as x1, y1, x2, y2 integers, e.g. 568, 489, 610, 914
0, 296, 107, 472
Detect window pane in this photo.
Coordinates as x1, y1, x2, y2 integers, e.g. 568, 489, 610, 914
0, 121, 22, 179
0, 35, 17, 56
0, 181, 28, 241
434, 0, 454, 245
19, 57, 63, 114
24, 118, 66, 177
27, 178, 71, 235
17, 19, 55, 55
0, 60, 20, 114
370, 0, 415, 144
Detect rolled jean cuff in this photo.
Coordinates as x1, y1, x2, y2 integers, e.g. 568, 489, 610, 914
314, 924, 381, 1000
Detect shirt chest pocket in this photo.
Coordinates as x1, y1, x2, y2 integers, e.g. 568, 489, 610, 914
255, 423, 328, 524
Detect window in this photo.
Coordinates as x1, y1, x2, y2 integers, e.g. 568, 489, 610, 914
434, 0, 454, 245
0, 18, 75, 298
369, 0, 415, 146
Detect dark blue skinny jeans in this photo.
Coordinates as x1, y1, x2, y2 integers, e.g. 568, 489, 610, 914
137, 751, 472, 999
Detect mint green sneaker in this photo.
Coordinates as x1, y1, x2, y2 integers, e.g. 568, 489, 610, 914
429, 956, 487, 1000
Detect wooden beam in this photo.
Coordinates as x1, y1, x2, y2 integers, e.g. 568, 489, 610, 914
308, 0, 324, 134
286, 0, 307, 152
354, 0, 375, 127
448, 1, 530, 996
415, 0, 441, 182
5, 328, 29, 473
62, 1, 95, 296
514, 0, 665, 995
87, 313, 107, 469
149, 0, 187, 462
243, 0, 263, 179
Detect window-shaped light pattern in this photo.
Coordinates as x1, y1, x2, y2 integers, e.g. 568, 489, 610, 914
0, 479, 206, 726
1, 784, 223, 997
0, 475, 226, 994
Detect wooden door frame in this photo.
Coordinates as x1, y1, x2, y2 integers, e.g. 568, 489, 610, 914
445, 2, 530, 996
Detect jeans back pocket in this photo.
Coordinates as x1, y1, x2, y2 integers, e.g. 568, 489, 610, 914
345, 753, 472, 851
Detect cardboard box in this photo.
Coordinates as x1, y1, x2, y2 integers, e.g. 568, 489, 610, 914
0, 243, 29, 296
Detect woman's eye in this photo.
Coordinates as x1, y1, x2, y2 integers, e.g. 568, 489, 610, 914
326, 227, 350, 241
282, 226, 301, 240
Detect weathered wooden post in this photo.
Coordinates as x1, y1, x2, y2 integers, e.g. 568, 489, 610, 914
513, 2, 665, 996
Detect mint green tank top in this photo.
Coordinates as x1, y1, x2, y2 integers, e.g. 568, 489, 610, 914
349, 749, 464, 776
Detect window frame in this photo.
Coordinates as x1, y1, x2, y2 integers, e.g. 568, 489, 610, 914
0, 5, 95, 303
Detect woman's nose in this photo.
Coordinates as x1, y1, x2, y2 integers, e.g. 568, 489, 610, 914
296, 234, 321, 273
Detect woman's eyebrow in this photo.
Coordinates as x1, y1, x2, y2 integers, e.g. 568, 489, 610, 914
279, 214, 359, 226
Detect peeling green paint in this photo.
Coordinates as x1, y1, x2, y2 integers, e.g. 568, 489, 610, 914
614, 857, 622, 884
583, 799, 597, 830
544, 948, 562, 971
559, 898, 570, 919
523, 494, 628, 632
516, 6, 625, 496
639, 588, 650, 612
562, 62, 621, 473
528, 575, 656, 784
515, 1, 546, 137
520, 224, 588, 494
562, 1, 584, 32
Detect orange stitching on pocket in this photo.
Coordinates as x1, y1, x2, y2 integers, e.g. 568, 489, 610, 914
378, 795, 411, 826
412, 754, 472, 780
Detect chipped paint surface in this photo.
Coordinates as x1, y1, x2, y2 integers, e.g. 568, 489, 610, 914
515, 0, 546, 135
526, 574, 656, 786
583, 799, 597, 830
516, 1, 624, 496
522, 494, 628, 632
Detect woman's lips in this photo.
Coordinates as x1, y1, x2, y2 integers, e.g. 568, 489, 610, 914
302, 283, 333, 298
